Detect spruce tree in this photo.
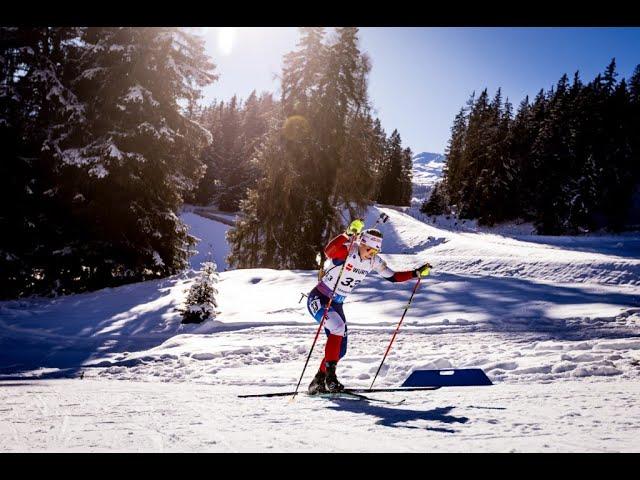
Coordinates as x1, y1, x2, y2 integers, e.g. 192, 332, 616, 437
399, 146, 414, 206
0, 27, 87, 298
228, 27, 383, 269
181, 261, 219, 324
3, 27, 217, 297
628, 65, 640, 227
440, 106, 468, 214
435, 60, 640, 234
369, 117, 389, 201
378, 129, 404, 205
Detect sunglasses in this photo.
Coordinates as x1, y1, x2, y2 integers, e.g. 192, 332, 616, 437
365, 247, 379, 255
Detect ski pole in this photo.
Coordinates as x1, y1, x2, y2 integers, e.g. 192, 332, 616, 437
369, 275, 422, 391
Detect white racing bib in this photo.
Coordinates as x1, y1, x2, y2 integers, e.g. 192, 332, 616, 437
320, 242, 394, 298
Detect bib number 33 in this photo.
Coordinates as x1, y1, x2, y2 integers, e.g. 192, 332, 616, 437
340, 277, 360, 288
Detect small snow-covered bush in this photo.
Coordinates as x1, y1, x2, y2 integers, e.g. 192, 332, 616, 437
181, 261, 219, 324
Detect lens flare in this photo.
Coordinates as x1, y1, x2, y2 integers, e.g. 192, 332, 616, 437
282, 115, 310, 141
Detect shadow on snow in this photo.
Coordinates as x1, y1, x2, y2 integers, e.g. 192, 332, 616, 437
351, 271, 640, 342
326, 399, 470, 433
0, 275, 190, 378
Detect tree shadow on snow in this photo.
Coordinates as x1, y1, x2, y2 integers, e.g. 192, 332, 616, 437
326, 400, 469, 433
0, 276, 189, 378
351, 271, 640, 342
0, 381, 44, 387
507, 236, 640, 261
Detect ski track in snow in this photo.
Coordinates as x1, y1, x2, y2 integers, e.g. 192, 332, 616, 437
1, 205, 640, 451
1, 378, 639, 452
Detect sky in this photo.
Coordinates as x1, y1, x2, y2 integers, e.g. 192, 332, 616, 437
200, 27, 640, 155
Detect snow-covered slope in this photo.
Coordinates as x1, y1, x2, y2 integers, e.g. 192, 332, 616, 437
182, 210, 232, 271
1, 205, 639, 452
2, 378, 638, 452
411, 152, 445, 205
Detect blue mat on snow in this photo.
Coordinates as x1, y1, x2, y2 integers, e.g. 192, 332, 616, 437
401, 368, 493, 387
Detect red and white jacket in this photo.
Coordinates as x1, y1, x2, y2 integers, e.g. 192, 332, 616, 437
316, 234, 416, 302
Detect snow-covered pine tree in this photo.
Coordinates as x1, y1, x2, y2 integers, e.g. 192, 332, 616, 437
48, 27, 217, 293
181, 261, 219, 324
0, 27, 87, 299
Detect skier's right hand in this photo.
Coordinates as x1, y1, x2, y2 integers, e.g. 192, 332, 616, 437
346, 218, 365, 235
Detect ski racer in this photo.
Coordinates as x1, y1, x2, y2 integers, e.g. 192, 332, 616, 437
306, 219, 432, 394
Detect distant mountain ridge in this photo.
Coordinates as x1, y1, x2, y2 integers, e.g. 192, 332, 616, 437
411, 151, 445, 204
413, 152, 445, 165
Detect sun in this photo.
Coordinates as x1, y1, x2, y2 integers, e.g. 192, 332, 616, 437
218, 28, 236, 56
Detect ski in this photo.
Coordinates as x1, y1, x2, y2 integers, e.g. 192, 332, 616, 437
238, 386, 439, 399
313, 390, 406, 406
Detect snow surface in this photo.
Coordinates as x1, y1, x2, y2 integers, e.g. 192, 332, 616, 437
1, 205, 639, 452
2, 378, 638, 452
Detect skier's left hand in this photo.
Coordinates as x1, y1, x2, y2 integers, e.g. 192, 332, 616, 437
346, 218, 365, 235
414, 262, 432, 277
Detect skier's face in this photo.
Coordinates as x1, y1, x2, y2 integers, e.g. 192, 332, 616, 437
358, 243, 379, 260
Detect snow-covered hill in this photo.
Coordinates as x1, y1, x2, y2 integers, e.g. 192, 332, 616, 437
1, 205, 639, 452
182, 210, 232, 271
411, 152, 445, 205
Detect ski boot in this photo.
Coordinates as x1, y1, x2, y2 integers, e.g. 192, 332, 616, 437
308, 369, 327, 395
324, 361, 344, 393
